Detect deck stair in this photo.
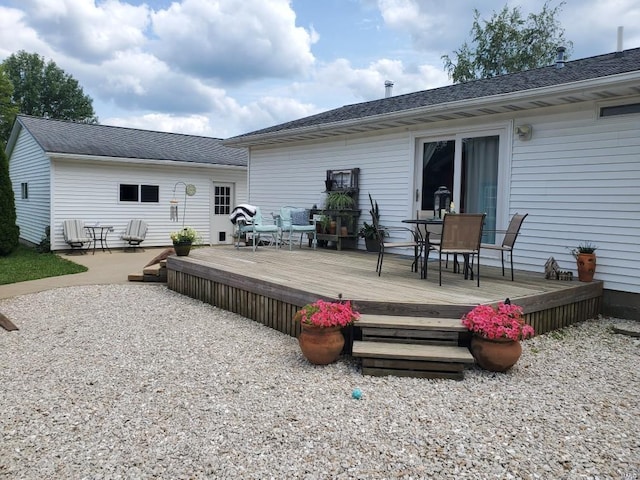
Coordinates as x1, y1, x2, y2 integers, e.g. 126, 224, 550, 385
352, 314, 474, 380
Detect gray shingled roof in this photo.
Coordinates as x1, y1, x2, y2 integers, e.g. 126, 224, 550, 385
17, 115, 247, 167
227, 47, 640, 142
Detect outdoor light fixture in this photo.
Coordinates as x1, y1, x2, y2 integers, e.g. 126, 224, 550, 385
515, 124, 532, 141
170, 182, 196, 226
433, 186, 451, 219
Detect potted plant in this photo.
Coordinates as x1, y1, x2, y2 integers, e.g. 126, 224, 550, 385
325, 191, 355, 211
294, 299, 360, 365
359, 193, 385, 251
462, 301, 535, 372
570, 241, 597, 282
358, 222, 383, 252
170, 226, 200, 256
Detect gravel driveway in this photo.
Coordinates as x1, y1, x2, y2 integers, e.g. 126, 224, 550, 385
1, 284, 639, 479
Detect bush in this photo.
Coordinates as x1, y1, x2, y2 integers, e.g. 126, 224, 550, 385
0, 147, 19, 255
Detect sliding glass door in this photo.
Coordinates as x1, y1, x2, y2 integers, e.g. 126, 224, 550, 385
419, 133, 502, 243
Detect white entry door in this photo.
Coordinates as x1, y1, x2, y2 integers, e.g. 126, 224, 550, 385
211, 182, 234, 244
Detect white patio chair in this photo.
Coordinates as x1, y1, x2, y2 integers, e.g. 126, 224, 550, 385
62, 219, 92, 253
121, 219, 148, 251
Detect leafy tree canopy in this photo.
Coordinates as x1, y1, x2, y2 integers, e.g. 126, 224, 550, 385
1, 51, 97, 144
0, 66, 20, 148
442, 1, 572, 83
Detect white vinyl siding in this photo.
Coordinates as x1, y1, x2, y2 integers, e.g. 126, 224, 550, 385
509, 103, 640, 293
49, 158, 247, 251
247, 95, 640, 294
249, 132, 414, 241
8, 128, 51, 245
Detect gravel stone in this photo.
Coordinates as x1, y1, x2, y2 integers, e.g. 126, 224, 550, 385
1, 284, 639, 479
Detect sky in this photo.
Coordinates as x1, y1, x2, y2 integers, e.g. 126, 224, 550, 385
1, 0, 639, 139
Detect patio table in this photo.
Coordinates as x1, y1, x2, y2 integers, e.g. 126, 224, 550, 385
84, 224, 114, 255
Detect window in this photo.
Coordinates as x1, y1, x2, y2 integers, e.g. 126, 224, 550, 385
141, 185, 159, 203
600, 102, 640, 117
21, 182, 28, 199
119, 184, 159, 203
214, 185, 231, 215
119, 184, 138, 202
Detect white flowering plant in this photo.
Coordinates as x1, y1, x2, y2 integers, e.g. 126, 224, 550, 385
170, 226, 200, 244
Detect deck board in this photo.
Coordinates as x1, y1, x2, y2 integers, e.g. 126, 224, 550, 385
167, 245, 603, 335
174, 245, 593, 306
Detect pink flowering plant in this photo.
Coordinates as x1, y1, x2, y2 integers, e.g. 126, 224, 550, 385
295, 299, 360, 328
462, 302, 535, 341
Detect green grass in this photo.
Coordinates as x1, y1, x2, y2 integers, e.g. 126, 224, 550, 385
0, 245, 87, 285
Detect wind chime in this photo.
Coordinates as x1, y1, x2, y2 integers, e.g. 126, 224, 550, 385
170, 181, 197, 226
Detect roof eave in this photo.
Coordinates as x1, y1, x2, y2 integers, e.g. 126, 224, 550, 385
47, 152, 247, 169
223, 70, 640, 148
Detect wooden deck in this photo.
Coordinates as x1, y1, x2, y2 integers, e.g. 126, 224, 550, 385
166, 245, 602, 338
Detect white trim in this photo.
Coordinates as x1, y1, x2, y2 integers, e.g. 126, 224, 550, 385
46, 153, 246, 170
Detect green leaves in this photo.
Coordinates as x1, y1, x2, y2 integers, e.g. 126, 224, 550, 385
442, 2, 573, 83
0, 50, 97, 144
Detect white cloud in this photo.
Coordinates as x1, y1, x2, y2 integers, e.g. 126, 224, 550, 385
15, 0, 150, 62
150, 0, 317, 83
104, 113, 216, 136
315, 57, 449, 103
0, 6, 52, 59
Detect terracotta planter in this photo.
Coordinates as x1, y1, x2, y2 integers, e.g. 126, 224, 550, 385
298, 324, 345, 365
470, 335, 522, 372
576, 253, 596, 282
173, 241, 192, 256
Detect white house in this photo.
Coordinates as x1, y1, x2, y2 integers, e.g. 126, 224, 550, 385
224, 47, 640, 320
7, 115, 248, 251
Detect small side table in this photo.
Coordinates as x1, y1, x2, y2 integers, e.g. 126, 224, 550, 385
84, 225, 114, 254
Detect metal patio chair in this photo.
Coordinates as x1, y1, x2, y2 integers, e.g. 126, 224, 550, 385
426, 213, 486, 287
278, 206, 316, 250
62, 219, 92, 253
121, 219, 148, 251
237, 207, 279, 251
372, 213, 421, 277
482, 213, 528, 281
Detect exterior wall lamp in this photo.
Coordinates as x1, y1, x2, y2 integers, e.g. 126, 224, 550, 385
515, 124, 532, 141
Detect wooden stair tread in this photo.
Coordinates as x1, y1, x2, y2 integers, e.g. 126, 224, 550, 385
143, 264, 162, 275
357, 314, 465, 331
352, 341, 474, 363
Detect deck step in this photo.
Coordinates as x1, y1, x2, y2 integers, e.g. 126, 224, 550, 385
358, 314, 467, 346
129, 260, 168, 283
352, 341, 474, 380
358, 314, 465, 331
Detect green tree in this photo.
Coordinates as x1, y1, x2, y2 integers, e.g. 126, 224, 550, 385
442, 2, 572, 83
0, 65, 20, 147
1, 51, 97, 141
0, 146, 19, 255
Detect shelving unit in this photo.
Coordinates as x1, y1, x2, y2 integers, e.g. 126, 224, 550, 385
313, 168, 360, 251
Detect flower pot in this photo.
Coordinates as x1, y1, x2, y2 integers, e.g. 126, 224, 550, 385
470, 335, 522, 372
576, 253, 596, 282
364, 237, 380, 252
173, 241, 192, 256
298, 324, 345, 365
